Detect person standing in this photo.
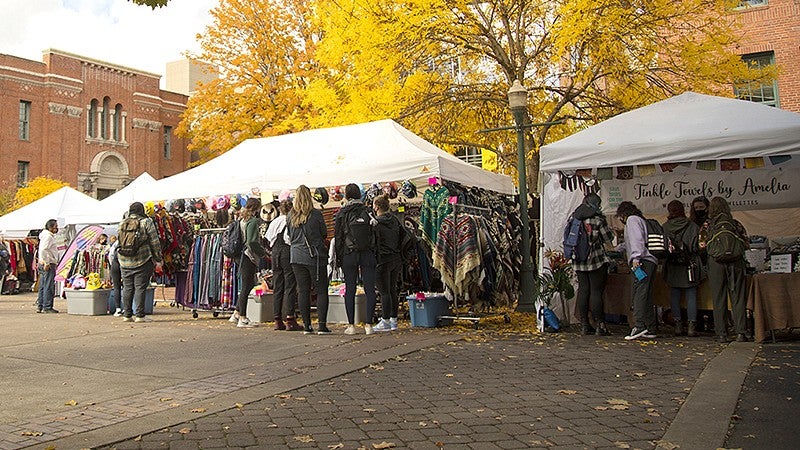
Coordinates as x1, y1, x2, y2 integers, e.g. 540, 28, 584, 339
372, 195, 403, 332
706, 197, 749, 343
616, 201, 658, 340
108, 235, 123, 316
287, 185, 331, 335
235, 197, 267, 328
662, 200, 702, 337
36, 219, 60, 313
571, 194, 615, 336
118, 202, 163, 323
266, 199, 301, 331
334, 183, 378, 335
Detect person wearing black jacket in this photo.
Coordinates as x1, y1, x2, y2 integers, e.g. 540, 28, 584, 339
662, 200, 703, 337
371, 194, 402, 332
236, 197, 267, 328
334, 183, 378, 335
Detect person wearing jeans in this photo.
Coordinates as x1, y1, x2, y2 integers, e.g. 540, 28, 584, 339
662, 200, 702, 337
118, 202, 163, 323
36, 219, 60, 313
372, 194, 403, 332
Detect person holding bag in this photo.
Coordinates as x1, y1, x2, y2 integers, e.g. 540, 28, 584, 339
287, 185, 331, 335
234, 197, 267, 328
662, 200, 703, 337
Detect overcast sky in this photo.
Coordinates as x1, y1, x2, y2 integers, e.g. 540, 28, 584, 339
0, 0, 218, 87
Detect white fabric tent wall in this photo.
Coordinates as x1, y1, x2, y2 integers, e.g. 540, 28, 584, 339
134, 119, 515, 201
539, 92, 800, 254
0, 187, 100, 239
67, 172, 157, 225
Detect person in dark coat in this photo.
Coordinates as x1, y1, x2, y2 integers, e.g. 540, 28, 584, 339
235, 197, 267, 328
371, 194, 403, 332
662, 200, 703, 337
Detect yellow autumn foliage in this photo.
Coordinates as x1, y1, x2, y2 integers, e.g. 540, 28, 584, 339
13, 177, 69, 210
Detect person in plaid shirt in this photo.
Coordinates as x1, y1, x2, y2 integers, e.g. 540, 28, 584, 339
570, 194, 615, 336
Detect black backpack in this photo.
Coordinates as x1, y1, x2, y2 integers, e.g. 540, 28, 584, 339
645, 218, 668, 259
221, 220, 244, 259
344, 205, 375, 252
707, 218, 747, 263
666, 228, 689, 266
399, 220, 418, 263
563, 216, 591, 263
117, 217, 145, 257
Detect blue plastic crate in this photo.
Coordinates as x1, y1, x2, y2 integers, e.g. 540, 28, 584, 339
406, 294, 451, 327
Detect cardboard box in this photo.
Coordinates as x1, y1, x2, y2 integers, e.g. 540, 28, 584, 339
67, 289, 111, 315
247, 293, 274, 323
327, 294, 367, 324
406, 294, 451, 328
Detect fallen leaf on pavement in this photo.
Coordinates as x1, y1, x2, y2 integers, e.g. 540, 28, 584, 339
445, 374, 454, 377
278, 394, 292, 399
294, 435, 314, 443
419, 422, 427, 427
133, 436, 142, 441
633, 372, 646, 377
363, 408, 376, 412
373, 442, 396, 449
169, 403, 180, 408
610, 405, 629, 410
234, 403, 244, 408
190, 408, 206, 413
594, 406, 609, 411
178, 428, 191, 434
160, 397, 173, 402
614, 442, 630, 449
20, 431, 43, 437
369, 364, 385, 371
328, 444, 344, 449
607, 399, 630, 406
65, 399, 78, 406
557, 390, 577, 395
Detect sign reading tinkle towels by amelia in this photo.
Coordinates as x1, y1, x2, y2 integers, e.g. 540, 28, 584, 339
601, 167, 799, 215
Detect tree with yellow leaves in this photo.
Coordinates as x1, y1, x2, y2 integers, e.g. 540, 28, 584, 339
13, 177, 69, 210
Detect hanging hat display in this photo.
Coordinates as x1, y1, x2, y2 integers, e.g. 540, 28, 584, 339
260, 202, 278, 222
145, 201, 155, 216
278, 189, 294, 202
313, 187, 329, 206
330, 186, 344, 202
400, 180, 417, 198
364, 183, 382, 203
213, 195, 230, 211
383, 182, 399, 199
236, 194, 248, 208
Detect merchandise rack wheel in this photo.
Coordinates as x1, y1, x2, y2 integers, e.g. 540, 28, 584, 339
170, 301, 176, 308
212, 311, 219, 318
192, 310, 198, 319
473, 321, 480, 330
504, 313, 511, 324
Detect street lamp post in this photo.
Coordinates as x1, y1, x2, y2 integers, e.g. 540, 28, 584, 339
508, 80, 536, 313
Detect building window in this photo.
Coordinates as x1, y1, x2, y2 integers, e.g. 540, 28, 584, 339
19, 100, 31, 140
113, 103, 123, 141
164, 126, 172, 160
735, 52, 778, 107
101, 97, 110, 139
737, 0, 767, 7
17, 161, 29, 187
456, 146, 483, 167
88, 99, 98, 137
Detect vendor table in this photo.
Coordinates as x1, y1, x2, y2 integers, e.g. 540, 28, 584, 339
601, 271, 713, 318
747, 272, 800, 343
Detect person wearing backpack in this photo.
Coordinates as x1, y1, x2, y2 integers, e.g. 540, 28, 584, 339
266, 199, 301, 331
233, 197, 267, 328
662, 200, 703, 337
334, 183, 378, 335
616, 201, 658, 341
117, 202, 163, 322
570, 194, 615, 336
371, 194, 403, 332
287, 185, 331, 335
706, 196, 749, 343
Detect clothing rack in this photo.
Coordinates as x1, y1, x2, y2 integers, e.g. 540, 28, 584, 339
437, 203, 510, 329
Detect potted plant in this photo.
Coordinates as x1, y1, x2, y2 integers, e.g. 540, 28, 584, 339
535, 250, 576, 329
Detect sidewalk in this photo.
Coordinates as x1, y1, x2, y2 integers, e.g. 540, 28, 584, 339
0, 291, 777, 449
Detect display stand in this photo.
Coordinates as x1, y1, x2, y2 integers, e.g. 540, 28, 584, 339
187, 228, 237, 319
437, 203, 511, 329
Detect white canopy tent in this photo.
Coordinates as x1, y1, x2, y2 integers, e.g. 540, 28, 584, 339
539, 92, 800, 254
67, 172, 157, 225
0, 187, 100, 239
135, 119, 515, 201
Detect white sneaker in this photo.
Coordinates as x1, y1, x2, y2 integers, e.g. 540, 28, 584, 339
113, 308, 123, 317
344, 325, 357, 335
364, 323, 374, 335
389, 317, 398, 331
229, 312, 240, 323
134, 316, 153, 323
373, 319, 392, 332
237, 318, 256, 328
122, 316, 134, 322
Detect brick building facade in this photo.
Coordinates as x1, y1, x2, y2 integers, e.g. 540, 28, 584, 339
734, 0, 800, 112
0, 49, 191, 199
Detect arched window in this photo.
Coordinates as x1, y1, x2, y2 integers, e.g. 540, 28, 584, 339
101, 96, 110, 139
113, 104, 123, 141
88, 99, 98, 138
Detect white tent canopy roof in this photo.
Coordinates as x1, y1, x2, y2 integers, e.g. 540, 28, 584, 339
67, 172, 157, 225
0, 187, 100, 238
540, 92, 800, 172
136, 119, 515, 201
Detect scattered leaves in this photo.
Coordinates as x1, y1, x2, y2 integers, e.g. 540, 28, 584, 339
190, 408, 206, 413
328, 444, 345, 449
445, 374, 454, 377
633, 372, 647, 377
234, 403, 244, 409
557, 389, 577, 395
294, 435, 314, 443
160, 397, 173, 402
65, 399, 78, 406
373, 442, 396, 449
614, 442, 631, 449
178, 427, 191, 434
20, 431, 43, 437
369, 364, 385, 371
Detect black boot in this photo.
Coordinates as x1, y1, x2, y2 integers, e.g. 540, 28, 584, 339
595, 322, 611, 336
580, 322, 595, 336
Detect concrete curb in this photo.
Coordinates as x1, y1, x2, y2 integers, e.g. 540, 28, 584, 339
658, 341, 759, 450
27, 333, 460, 450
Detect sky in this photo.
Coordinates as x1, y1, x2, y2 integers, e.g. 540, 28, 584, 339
0, 0, 218, 87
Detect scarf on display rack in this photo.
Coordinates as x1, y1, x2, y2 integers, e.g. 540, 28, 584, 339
558, 171, 600, 194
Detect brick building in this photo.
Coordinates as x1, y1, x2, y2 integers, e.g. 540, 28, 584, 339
734, 0, 800, 112
0, 49, 191, 199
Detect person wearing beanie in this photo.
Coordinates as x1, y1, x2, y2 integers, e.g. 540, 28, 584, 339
570, 193, 615, 336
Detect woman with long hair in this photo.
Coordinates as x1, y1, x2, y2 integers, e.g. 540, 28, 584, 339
266, 199, 301, 331
662, 200, 702, 337
235, 197, 267, 328
287, 185, 331, 334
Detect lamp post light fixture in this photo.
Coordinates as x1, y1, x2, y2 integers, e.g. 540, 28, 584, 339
508, 79, 536, 313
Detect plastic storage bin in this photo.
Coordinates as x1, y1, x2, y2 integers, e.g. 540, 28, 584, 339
247, 293, 274, 323
327, 294, 367, 324
406, 294, 451, 327
67, 289, 111, 315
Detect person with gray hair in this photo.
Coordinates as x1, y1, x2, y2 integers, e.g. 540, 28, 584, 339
36, 219, 60, 313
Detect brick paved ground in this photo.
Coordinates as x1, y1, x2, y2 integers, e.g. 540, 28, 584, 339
99, 332, 724, 450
